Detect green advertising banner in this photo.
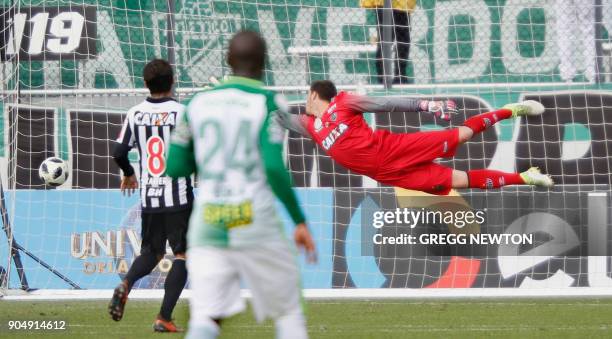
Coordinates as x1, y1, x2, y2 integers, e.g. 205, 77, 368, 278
2, 0, 610, 89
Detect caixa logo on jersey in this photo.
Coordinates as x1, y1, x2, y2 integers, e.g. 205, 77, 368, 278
0, 6, 96, 61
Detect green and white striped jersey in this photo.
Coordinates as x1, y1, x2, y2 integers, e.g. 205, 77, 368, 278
166, 76, 305, 248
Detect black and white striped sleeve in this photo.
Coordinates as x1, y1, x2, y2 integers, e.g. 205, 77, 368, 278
116, 113, 135, 147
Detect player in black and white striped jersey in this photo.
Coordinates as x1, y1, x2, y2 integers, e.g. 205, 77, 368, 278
116, 93, 192, 210
109, 59, 193, 333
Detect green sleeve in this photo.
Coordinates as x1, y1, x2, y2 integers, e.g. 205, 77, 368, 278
166, 108, 197, 178
166, 143, 196, 178
259, 107, 306, 225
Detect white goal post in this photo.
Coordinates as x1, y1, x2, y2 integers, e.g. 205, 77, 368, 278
2, 0, 612, 299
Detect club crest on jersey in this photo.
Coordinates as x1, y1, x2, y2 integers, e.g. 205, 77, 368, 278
321, 123, 348, 150
314, 118, 323, 132
134, 111, 177, 126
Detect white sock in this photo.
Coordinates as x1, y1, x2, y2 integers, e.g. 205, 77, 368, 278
186, 317, 220, 339
275, 309, 308, 339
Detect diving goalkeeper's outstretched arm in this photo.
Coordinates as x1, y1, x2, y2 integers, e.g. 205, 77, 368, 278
275, 93, 458, 137
341, 94, 457, 120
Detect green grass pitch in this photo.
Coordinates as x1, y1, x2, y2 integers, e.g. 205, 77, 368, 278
1, 299, 612, 338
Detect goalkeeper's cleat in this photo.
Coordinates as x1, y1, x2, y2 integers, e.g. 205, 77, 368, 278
503, 100, 545, 117
520, 167, 554, 188
153, 316, 182, 333
108, 281, 129, 321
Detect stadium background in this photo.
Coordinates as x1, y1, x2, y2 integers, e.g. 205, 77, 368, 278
1, 0, 612, 294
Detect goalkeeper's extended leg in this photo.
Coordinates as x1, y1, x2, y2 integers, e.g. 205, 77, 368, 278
457, 100, 545, 143
452, 167, 553, 189
374, 100, 551, 194
450, 100, 552, 189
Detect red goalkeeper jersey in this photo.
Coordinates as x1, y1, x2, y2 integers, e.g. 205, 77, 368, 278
302, 91, 383, 175
280, 91, 458, 194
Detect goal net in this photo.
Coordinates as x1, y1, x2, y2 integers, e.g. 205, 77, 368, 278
1, 0, 612, 296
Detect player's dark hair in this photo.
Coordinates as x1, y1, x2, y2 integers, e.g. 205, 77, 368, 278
143, 59, 174, 94
310, 80, 337, 102
227, 30, 267, 80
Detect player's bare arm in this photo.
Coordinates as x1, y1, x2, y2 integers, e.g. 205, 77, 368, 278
294, 223, 317, 264
119, 175, 138, 196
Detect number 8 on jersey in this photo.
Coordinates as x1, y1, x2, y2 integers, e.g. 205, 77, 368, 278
146, 136, 166, 177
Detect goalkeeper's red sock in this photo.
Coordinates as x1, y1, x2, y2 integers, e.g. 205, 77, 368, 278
467, 169, 524, 189
462, 109, 512, 134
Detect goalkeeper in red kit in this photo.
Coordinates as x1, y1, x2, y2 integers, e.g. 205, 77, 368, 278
277, 80, 553, 194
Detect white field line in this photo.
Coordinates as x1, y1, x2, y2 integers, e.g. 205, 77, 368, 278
4, 287, 612, 300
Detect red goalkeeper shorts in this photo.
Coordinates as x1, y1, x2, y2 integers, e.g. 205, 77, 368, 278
373, 128, 460, 195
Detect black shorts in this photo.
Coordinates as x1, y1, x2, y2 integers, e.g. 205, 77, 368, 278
140, 208, 191, 256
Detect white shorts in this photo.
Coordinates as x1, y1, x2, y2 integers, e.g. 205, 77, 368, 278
187, 240, 302, 323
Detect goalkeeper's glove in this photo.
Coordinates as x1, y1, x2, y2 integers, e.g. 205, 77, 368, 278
426, 100, 457, 121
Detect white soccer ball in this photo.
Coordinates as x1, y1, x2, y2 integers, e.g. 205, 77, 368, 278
38, 157, 69, 186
